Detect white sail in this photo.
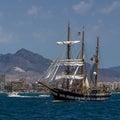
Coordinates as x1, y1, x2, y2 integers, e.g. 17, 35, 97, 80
57, 40, 80, 45
55, 74, 84, 80
70, 79, 73, 85
57, 59, 84, 66
84, 77, 90, 88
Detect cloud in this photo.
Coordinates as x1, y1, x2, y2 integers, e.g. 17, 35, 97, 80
72, 1, 93, 14
100, 1, 120, 14
27, 6, 39, 16
26, 6, 53, 19
0, 27, 15, 43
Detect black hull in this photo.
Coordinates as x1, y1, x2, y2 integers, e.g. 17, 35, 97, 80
38, 81, 111, 101
50, 88, 111, 101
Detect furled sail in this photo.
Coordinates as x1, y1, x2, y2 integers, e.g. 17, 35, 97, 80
57, 59, 84, 66
55, 74, 85, 80
56, 40, 80, 45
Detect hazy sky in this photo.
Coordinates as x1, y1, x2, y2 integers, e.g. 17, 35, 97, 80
0, 0, 120, 68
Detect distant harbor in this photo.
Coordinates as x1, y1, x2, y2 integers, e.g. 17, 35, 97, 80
0, 74, 47, 93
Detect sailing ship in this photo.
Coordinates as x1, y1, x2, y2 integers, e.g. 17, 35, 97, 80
39, 24, 111, 101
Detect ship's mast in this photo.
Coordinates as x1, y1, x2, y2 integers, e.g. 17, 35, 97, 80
67, 23, 71, 59
94, 36, 99, 87
81, 27, 85, 74
80, 27, 85, 94
66, 23, 71, 90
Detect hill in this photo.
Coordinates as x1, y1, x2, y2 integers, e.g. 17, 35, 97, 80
0, 48, 51, 74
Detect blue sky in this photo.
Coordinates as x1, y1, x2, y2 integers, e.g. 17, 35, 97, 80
0, 0, 120, 68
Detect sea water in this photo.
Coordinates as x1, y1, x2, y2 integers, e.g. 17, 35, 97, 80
0, 93, 119, 120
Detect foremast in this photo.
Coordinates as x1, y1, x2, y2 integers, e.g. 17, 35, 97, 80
66, 23, 71, 90
56, 24, 83, 91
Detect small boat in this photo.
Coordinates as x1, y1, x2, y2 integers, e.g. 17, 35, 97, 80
38, 24, 111, 101
8, 92, 21, 97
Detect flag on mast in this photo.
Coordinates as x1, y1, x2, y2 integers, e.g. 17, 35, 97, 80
78, 32, 80, 36
91, 55, 96, 62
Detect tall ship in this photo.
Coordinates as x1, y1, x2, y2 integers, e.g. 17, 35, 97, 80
39, 24, 111, 101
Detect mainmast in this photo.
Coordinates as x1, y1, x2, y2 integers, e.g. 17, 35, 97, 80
66, 23, 71, 90
67, 23, 71, 59
80, 27, 85, 94
81, 27, 85, 74
94, 36, 99, 87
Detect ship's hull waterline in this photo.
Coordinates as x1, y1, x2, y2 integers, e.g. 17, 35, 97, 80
50, 88, 111, 101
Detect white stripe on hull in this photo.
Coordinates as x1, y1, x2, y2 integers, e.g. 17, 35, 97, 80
51, 91, 110, 101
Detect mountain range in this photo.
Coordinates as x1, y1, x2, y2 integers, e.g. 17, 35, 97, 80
0, 48, 120, 82
0, 48, 51, 82
0, 48, 51, 74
